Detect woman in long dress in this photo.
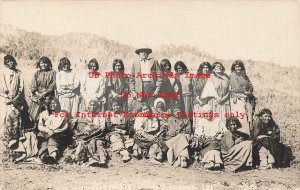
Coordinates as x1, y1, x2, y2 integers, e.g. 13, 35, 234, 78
29, 56, 56, 123
221, 117, 252, 172
229, 60, 256, 135
0, 55, 27, 162
201, 62, 230, 123
159, 59, 180, 110
105, 59, 129, 111
174, 61, 193, 117
193, 62, 212, 129
56, 57, 80, 117
80, 58, 106, 112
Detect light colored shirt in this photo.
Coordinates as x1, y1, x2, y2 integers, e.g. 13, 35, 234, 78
194, 117, 226, 137
80, 71, 105, 100
56, 71, 80, 97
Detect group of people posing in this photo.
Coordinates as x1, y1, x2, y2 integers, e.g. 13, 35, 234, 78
0, 48, 293, 172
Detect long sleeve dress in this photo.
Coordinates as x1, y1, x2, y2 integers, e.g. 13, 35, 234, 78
0, 67, 25, 160
37, 110, 70, 159
251, 119, 290, 168
56, 71, 80, 117
158, 72, 179, 110
105, 72, 129, 111
221, 130, 252, 172
177, 73, 193, 116
71, 112, 107, 165
194, 117, 227, 165
80, 72, 106, 111
229, 72, 255, 135
29, 70, 56, 122
165, 116, 192, 166
201, 72, 231, 123
192, 76, 210, 129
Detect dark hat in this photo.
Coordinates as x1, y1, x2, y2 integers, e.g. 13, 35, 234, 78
135, 48, 152, 55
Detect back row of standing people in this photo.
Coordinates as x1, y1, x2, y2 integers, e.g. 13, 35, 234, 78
1, 50, 290, 170
28, 48, 255, 136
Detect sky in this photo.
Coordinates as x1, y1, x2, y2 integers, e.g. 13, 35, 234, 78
0, 0, 299, 67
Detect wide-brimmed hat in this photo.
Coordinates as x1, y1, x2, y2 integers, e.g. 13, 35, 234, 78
135, 48, 152, 55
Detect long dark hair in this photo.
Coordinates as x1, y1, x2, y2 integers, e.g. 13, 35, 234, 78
87, 58, 99, 71
225, 117, 242, 130
36, 56, 52, 70
174, 61, 188, 73
160, 59, 171, 72
58, 57, 71, 71
46, 97, 61, 114
256, 108, 272, 117
197, 62, 212, 74
212, 62, 225, 72
112, 59, 124, 72
231, 60, 246, 73
4, 54, 17, 69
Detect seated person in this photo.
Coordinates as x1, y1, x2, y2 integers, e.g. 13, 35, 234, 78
106, 100, 131, 162
221, 117, 252, 172
70, 99, 107, 166
165, 103, 193, 168
193, 104, 226, 170
37, 98, 71, 164
252, 108, 293, 169
133, 102, 166, 164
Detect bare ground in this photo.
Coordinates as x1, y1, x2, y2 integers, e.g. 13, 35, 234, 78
0, 154, 299, 190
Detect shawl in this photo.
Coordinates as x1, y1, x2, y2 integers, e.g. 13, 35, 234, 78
229, 72, 253, 93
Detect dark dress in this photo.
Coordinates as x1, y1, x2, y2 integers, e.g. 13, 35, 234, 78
105, 72, 129, 111
29, 70, 56, 122
158, 74, 180, 110
252, 119, 293, 168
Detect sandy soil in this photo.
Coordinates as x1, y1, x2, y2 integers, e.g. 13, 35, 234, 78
0, 156, 299, 190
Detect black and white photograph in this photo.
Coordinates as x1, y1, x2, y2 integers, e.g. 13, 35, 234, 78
0, 0, 299, 189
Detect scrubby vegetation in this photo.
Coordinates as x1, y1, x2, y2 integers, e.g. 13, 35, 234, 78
1, 24, 299, 157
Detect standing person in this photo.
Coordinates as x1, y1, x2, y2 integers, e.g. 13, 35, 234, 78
29, 56, 56, 123
80, 58, 106, 112
174, 61, 193, 117
129, 48, 163, 106
0, 55, 24, 125
56, 57, 80, 117
193, 62, 212, 129
159, 59, 180, 111
105, 59, 129, 111
201, 62, 231, 123
229, 60, 256, 135
0, 55, 26, 162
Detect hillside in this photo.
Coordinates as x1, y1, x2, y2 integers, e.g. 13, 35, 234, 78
0, 24, 299, 154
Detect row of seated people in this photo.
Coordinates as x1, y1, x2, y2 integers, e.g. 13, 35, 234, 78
3, 95, 292, 172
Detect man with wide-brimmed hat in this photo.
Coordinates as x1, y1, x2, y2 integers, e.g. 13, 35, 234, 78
129, 48, 162, 106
